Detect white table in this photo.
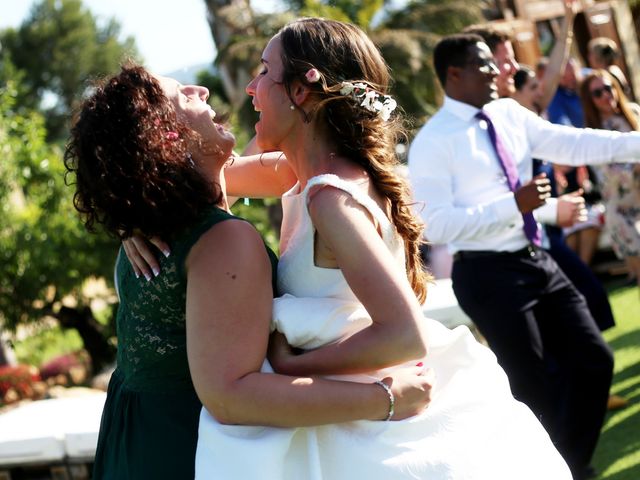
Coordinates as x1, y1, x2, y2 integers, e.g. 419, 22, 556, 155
0, 393, 106, 468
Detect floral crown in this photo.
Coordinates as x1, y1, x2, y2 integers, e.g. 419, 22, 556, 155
305, 68, 397, 121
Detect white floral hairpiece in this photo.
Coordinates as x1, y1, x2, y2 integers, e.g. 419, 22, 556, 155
339, 81, 397, 121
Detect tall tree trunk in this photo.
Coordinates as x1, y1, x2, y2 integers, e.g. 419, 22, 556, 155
0, 334, 15, 366
204, 0, 257, 108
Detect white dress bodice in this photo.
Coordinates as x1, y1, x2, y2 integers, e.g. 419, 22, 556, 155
278, 173, 404, 300
273, 174, 406, 350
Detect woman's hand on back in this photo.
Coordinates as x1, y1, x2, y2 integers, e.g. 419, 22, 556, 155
122, 234, 170, 280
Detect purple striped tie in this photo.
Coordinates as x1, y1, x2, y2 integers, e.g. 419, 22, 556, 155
476, 110, 541, 246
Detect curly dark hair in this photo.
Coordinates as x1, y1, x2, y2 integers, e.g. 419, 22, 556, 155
64, 64, 221, 240
278, 18, 430, 302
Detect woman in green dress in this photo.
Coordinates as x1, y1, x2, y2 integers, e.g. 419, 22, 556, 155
64, 64, 432, 479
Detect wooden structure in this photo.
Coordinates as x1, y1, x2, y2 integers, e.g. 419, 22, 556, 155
490, 0, 640, 98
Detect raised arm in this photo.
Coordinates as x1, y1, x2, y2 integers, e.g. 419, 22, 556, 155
186, 219, 433, 425
268, 187, 428, 377
537, 0, 577, 112
523, 104, 640, 164
224, 152, 297, 198
224, 137, 297, 198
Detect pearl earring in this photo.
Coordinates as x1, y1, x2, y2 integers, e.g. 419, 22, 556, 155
290, 105, 295, 111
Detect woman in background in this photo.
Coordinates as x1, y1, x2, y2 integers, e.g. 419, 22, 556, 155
587, 37, 633, 100
513, 67, 622, 414
580, 69, 640, 287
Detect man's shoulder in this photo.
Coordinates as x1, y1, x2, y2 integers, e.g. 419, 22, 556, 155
409, 109, 455, 165
415, 107, 460, 138
484, 98, 529, 125
485, 97, 520, 113
423, 106, 450, 124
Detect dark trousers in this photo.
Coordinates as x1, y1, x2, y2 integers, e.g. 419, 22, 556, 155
547, 232, 615, 331
452, 247, 613, 478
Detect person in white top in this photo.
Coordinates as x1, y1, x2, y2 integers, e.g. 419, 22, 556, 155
408, 33, 640, 480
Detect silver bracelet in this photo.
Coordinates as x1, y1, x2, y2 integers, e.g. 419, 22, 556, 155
374, 380, 395, 421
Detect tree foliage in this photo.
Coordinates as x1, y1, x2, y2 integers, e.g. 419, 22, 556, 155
0, 0, 140, 139
372, 28, 442, 121
210, 0, 485, 126
384, 1, 486, 36
0, 67, 118, 371
377, 1, 486, 123
0, 0, 141, 370
285, 0, 387, 27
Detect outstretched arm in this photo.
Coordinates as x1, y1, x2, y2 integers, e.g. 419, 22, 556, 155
537, 0, 577, 112
224, 136, 297, 198
186, 219, 433, 425
268, 187, 428, 377
524, 105, 640, 164
224, 152, 297, 198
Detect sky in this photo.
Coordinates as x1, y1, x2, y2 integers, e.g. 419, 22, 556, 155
1, 0, 279, 75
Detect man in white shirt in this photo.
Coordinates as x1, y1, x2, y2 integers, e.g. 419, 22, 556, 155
408, 33, 640, 480
463, 25, 618, 338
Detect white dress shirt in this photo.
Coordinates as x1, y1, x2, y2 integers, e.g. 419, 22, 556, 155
408, 96, 640, 254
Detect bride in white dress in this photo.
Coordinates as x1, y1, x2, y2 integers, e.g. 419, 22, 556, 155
194, 17, 572, 480
197, 174, 571, 479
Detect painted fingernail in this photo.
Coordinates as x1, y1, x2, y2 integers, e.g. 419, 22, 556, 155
152, 267, 160, 277
134, 271, 140, 279
162, 249, 171, 258
144, 272, 152, 282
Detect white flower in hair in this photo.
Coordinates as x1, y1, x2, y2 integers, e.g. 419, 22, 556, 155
360, 90, 378, 112
339, 81, 397, 121
340, 82, 367, 95
379, 98, 397, 121
339, 83, 354, 95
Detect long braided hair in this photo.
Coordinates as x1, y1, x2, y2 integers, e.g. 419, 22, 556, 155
278, 18, 430, 302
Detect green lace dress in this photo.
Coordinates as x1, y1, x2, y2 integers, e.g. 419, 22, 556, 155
92, 207, 277, 480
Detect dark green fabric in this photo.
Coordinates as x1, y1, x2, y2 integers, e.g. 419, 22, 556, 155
93, 206, 277, 479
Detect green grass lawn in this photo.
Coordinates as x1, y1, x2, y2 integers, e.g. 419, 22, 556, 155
593, 280, 640, 480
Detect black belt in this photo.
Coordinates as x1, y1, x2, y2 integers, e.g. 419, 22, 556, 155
453, 245, 541, 261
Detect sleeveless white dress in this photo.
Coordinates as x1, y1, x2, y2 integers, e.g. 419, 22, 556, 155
195, 174, 571, 479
